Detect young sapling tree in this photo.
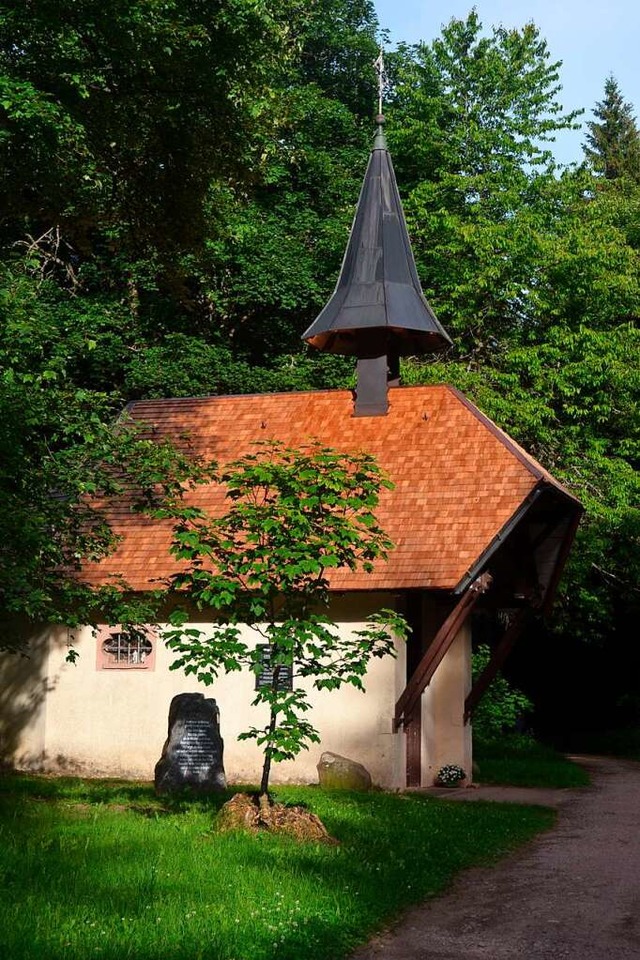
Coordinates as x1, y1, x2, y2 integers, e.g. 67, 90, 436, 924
162, 441, 407, 797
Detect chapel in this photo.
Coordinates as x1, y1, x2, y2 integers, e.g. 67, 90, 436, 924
0, 112, 581, 788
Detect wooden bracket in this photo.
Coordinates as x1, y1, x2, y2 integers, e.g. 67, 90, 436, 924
464, 607, 532, 723
393, 572, 492, 731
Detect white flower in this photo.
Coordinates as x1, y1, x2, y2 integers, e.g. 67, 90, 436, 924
436, 764, 466, 785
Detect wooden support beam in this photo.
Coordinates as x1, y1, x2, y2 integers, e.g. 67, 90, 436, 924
394, 572, 492, 731
542, 507, 583, 615
405, 702, 422, 788
464, 607, 531, 723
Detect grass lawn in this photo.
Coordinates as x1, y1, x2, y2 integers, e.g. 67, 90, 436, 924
474, 739, 590, 788
0, 774, 554, 960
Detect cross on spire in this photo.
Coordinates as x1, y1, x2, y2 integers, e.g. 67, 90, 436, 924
302, 46, 451, 416
373, 48, 386, 116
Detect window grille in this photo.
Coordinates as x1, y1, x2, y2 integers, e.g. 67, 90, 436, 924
102, 632, 153, 665
96, 625, 156, 670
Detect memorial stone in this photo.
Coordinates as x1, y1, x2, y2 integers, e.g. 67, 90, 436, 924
155, 693, 226, 793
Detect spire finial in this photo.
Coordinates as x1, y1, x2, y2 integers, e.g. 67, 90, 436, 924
373, 47, 386, 118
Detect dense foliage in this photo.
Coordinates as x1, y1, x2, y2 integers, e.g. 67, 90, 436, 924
471, 644, 533, 744
383, 21, 640, 659
0, 0, 378, 634
0, 262, 214, 642
0, 3, 638, 733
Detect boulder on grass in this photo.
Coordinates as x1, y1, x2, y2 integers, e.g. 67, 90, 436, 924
317, 751, 372, 791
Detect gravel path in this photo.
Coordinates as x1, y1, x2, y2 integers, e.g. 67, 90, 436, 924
353, 756, 640, 960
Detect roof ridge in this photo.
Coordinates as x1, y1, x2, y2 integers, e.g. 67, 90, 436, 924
127, 384, 453, 409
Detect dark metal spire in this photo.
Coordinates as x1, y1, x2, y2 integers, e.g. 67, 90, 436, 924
302, 98, 451, 414
302, 116, 451, 358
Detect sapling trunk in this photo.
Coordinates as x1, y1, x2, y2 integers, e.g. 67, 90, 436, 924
259, 750, 272, 799
260, 698, 278, 798
259, 651, 284, 799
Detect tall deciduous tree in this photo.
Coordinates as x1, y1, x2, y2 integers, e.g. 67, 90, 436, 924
386, 12, 581, 353
0, 0, 289, 281
0, 264, 212, 644
0, 0, 378, 397
386, 16, 640, 664
0, 0, 286, 631
162, 442, 407, 796
0, 0, 382, 631
583, 75, 640, 181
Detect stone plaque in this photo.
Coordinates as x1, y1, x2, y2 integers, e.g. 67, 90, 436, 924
154, 693, 226, 794
255, 645, 293, 691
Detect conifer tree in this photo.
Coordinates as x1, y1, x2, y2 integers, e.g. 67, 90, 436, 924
583, 75, 640, 180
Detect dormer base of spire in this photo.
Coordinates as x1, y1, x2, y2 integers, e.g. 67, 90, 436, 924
354, 354, 399, 416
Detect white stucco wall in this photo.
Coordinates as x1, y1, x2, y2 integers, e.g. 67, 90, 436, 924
0, 598, 476, 791
0, 594, 407, 789
422, 621, 472, 785
0, 623, 53, 770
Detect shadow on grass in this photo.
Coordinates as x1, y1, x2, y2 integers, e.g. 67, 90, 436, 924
0, 771, 241, 812
0, 777, 555, 960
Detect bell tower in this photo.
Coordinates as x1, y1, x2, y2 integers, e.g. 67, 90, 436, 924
302, 54, 451, 415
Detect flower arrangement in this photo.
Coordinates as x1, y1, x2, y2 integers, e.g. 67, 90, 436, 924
435, 764, 466, 787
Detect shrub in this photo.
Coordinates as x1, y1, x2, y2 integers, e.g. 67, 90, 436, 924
472, 644, 533, 744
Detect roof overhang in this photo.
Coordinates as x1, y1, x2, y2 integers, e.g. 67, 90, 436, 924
453, 480, 584, 612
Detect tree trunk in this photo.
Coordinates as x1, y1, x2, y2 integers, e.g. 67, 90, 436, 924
260, 746, 273, 797
260, 703, 277, 797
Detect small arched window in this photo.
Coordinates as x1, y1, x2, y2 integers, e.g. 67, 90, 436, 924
96, 625, 156, 670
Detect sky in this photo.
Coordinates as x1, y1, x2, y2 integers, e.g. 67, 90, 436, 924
374, 0, 640, 165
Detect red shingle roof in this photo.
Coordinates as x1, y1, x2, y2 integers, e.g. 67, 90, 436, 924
79, 385, 579, 593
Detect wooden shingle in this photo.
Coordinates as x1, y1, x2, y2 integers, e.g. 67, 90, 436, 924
79, 385, 579, 593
